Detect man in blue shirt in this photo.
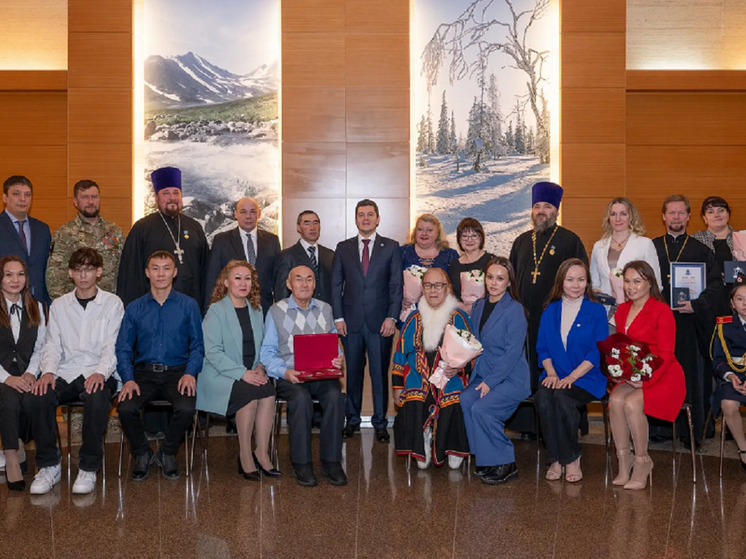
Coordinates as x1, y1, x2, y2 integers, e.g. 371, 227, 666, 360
261, 265, 346, 487
116, 250, 204, 481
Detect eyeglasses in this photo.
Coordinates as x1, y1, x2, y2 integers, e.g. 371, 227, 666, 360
461, 233, 480, 240
422, 282, 447, 291
71, 266, 98, 275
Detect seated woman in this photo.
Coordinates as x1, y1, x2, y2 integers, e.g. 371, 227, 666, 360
534, 258, 609, 482
460, 256, 530, 485
393, 267, 471, 469
198, 260, 279, 480
711, 280, 746, 473
0, 256, 46, 490
609, 260, 686, 490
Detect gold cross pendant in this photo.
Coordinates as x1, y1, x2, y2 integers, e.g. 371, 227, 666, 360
531, 268, 540, 284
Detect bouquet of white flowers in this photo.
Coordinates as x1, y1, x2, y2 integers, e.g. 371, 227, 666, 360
400, 265, 427, 322
428, 324, 483, 389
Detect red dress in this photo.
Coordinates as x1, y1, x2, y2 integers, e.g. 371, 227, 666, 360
613, 298, 686, 421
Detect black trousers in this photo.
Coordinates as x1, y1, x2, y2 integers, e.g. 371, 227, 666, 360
24, 375, 117, 471
534, 384, 595, 465
117, 370, 195, 457
275, 378, 345, 466
0, 382, 29, 450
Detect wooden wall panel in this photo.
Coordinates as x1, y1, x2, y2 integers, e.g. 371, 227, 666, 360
67, 143, 133, 196
561, 89, 626, 144
282, 142, 347, 198
346, 34, 408, 88
282, 0, 345, 33
627, 92, 746, 146
282, 34, 346, 88
0, 93, 68, 145
68, 0, 132, 33
282, 87, 346, 143
346, 142, 409, 198
68, 33, 132, 88
561, 0, 626, 33
560, 197, 610, 250
0, 146, 68, 195
346, 0, 408, 33
560, 144, 626, 195
561, 33, 626, 88
346, 87, 408, 142
67, 89, 132, 146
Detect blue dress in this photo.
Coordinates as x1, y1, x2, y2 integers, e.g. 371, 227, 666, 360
400, 244, 459, 272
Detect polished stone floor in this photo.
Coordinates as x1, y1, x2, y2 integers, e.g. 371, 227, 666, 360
1, 426, 746, 559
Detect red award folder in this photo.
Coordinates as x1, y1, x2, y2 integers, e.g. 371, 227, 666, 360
293, 333, 343, 381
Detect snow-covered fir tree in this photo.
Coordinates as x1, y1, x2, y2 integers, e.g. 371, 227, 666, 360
436, 91, 450, 154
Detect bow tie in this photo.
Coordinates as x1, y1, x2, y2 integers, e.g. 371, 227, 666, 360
9, 303, 21, 317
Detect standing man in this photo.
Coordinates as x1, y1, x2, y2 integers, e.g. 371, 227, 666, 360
508, 182, 587, 436
0, 175, 51, 305
206, 197, 280, 314
331, 199, 402, 443
261, 265, 347, 486
116, 166, 209, 312
46, 179, 125, 300
116, 251, 203, 481
652, 194, 722, 443
274, 210, 334, 304
25, 248, 124, 496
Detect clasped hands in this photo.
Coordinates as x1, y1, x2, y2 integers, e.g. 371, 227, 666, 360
284, 355, 344, 384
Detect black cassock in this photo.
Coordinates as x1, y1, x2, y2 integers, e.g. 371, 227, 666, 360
508, 225, 588, 433
116, 211, 209, 312
652, 233, 723, 441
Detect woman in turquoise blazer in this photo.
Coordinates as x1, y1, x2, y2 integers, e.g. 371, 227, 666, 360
198, 260, 278, 480
534, 258, 608, 483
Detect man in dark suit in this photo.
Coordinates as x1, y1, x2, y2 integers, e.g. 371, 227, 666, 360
205, 197, 280, 314
274, 210, 334, 304
0, 175, 51, 305
331, 199, 403, 443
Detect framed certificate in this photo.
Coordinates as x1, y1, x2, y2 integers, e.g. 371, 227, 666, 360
670, 262, 705, 308
724, 261, 746, 284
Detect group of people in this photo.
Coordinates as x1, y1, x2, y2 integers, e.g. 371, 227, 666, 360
1, 168, 745, 496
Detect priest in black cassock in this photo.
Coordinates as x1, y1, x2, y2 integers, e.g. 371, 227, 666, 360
652, 194, 723, 443
116, 167, 209, 312
508, 182, 588, 435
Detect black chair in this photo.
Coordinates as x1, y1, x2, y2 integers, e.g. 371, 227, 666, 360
56, 399, 116, 476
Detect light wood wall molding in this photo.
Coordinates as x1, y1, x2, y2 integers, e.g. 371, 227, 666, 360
0, 71, 67, 91
627, 70, 746, 92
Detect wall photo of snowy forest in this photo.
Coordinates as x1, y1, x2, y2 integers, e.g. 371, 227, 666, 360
139, 0, 279, 242
414, 0, 558, 257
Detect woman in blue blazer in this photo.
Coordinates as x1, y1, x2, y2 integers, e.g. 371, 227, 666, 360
460, 256, 530, 485
198, 260, 279, 480
534, 258, 608, 482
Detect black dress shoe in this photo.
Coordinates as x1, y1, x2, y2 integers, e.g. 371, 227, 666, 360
293, 463, 318, 487
132, 449, 154, 482
226, 417, 238, 435
520, 432, 537, 441
474, 466, 490, 477
253, 452, 282, 477
322, 461, 348, 486
159, 451, 179, 480
238, 457, 261, 481
375, 428, 390, 443
342, 424, 360, 439
6, 479, 26, 491
482, 462, 518, 485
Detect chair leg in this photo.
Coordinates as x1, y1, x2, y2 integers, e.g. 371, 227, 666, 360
118, 429, 125, 478
66, 405, 73, 468
602, 400, 610, 458
700, 407, 713, 449
271, 400, 283, 470
684, 405, 696, 483
719, 413, 727, 479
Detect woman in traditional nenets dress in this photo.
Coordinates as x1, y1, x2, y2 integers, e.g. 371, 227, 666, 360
392, 267, 472, 469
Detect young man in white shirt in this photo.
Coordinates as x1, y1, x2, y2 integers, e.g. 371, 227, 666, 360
25, 248, 124, 495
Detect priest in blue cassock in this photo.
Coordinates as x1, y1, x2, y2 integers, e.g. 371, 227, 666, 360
508, 182, 588, 436
116, 167, 209, 312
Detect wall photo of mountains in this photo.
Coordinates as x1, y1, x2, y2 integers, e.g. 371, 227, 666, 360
142, 1, 280, 241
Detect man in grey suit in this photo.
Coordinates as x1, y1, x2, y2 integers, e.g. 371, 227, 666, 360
205, 197, 280, 314
331, 199, 403, 443
274, 210, 334, 304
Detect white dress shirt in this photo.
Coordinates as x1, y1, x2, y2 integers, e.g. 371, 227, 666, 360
0, 298, 46, 383
40, 288, 124, 383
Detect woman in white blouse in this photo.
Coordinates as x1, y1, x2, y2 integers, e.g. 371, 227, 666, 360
590, 198, 661, 321
0, 256, 46, 490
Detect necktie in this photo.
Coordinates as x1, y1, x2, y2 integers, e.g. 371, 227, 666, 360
307, 245, 318, 274
16, 220, 28, 254
246, 233, 256, 266
362, 239, 370, 276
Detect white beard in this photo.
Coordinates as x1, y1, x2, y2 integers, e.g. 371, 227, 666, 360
418, 294, 458, 352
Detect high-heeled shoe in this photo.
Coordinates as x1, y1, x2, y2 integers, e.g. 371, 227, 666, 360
237, 456, 260, 481
565, 457, 582, 483
252, 451, 282, 477
738, 449, 746, 473
613, 449, 634, 486
624, 456, 653, 490
545, 462, 562, 481
6, 478, 26, 491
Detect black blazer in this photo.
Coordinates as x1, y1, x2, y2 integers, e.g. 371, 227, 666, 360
205, 227, 280, 314
0, 212, 51, 305
331, 234, 402, 333
274, 241, 334, 304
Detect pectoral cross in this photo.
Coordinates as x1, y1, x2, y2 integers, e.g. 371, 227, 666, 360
174, 247, 184, 264
531, 268, 540, 284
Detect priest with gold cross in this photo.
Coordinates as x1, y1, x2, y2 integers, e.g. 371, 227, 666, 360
508, 181, 587, 436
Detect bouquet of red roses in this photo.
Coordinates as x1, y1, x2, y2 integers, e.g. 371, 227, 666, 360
596, 332, 663, 382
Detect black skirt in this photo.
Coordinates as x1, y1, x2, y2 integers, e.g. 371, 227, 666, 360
225, 378, 275, 417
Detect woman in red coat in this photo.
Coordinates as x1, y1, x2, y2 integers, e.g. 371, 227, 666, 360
609, 260, 686, 490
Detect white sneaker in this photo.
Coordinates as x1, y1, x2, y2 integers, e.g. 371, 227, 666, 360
418, 427, 433, 469
0, 451, 5, 471
29, 464, 62, 495
448, 455, 464, 470
72, 470, 97, 494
